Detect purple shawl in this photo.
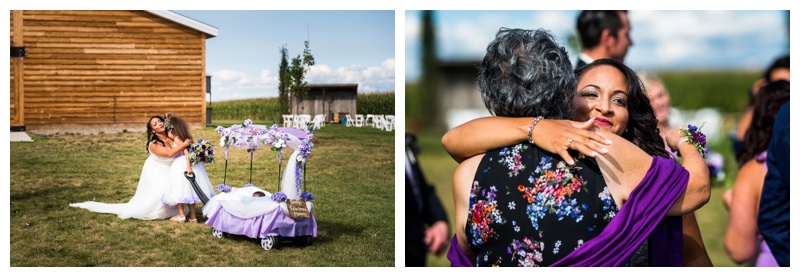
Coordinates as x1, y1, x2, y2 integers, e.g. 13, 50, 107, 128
448, 156, 688, 267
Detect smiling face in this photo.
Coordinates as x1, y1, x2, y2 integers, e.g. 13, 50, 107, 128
149, 117, 166, 135
572, 64, 630, 136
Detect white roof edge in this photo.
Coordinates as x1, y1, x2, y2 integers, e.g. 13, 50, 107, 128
145, 10, 218, 38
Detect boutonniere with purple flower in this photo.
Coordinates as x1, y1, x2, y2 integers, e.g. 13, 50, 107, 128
216, 183, 231, 193
300, 192, 315, 202
271, 192, 287, 203
679, 123, 709, 158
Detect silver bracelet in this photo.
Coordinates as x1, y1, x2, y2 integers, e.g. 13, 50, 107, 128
676, 137, 689, 150
527, 116, 543, 145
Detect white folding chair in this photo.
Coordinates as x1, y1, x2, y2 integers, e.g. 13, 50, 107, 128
301, 114, 312, 129
312, 114, 324, 130
282, 114, 294, 128
373, 114, 384, 129
294, 114, 308, 129
365, 114, 375, 127
345, 114, 354, 127
355, 114, 364, 127
384, 115, 394, 131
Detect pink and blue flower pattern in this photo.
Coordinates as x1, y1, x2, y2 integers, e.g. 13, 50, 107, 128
466, 143, 620, 267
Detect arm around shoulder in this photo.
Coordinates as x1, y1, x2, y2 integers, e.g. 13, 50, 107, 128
442, 117, 530, 163
149, 138, 191, 158
452, 154, 483, 261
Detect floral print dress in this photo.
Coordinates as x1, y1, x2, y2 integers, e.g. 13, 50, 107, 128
465, 143, 621, 267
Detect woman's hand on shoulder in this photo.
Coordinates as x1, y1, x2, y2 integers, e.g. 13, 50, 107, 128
531, 118, 611, 165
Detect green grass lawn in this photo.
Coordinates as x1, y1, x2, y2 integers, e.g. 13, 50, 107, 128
413, 129, 740, 267
10, 123, 394, 267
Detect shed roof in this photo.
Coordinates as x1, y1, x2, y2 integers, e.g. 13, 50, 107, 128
145, 10, 218, 38
308, 84, 359, 90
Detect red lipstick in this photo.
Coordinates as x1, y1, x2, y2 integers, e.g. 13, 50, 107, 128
594, 117, 612, 127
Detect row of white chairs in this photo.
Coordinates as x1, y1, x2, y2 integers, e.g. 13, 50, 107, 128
282, 114, 326, 130
345, 114, 394, 131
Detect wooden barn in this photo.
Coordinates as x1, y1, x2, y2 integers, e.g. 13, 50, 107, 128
291, 84, 358, 122
9, 10, 218, 131
437, 60, 490, 129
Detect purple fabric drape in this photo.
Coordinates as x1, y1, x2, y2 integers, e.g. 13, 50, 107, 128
447, 235, 473, 267
449, 156, 688, 267
205, 206, 317, 238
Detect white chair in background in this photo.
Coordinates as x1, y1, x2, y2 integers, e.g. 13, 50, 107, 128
384, 115, 395, 131
294, 114, 311, 129
373, 114, 384, 129
345, 114, 354, 127
282, 114, 294, 128
355, 114, 364, 127
365, 114, 375, 127
312, 114, 324, 130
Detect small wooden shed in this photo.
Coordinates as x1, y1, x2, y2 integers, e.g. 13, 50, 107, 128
291, 84, 358, 122
9, 10, 218, 131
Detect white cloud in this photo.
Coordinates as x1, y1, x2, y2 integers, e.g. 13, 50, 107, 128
307, 59, 396, 92
405, 12, 420, 48
627, 10, 787, 70
209, 69, 280, 101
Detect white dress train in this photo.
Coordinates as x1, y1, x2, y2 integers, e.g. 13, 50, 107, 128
69, 153, 179, 220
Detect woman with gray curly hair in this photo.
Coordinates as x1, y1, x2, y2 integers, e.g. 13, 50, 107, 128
446, 28, 710, 266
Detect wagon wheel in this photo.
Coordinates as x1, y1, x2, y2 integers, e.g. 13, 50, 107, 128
303, 236, 313, 247
211, 228, 225, 239
261, 236, 280, 251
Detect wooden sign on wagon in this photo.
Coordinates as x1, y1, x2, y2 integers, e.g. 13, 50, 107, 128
286, 199, 310, 219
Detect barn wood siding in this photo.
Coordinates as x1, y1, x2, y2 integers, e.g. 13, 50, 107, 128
295, 85, 357, 119
11, 10, 23, 126
16, 10, 207, 127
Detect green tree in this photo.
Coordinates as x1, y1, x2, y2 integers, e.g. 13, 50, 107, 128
419, 10, 439, 131
288, 40, 316, 115
278, 45, 290, 114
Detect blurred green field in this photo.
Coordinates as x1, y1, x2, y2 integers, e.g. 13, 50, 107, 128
209, 92, 395, 123
406, 70, 760, 267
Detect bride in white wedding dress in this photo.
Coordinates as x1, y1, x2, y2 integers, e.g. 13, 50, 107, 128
69, 115, 191, 220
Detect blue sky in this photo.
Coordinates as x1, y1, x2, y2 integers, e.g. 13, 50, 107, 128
173, 10, 395, 101
405, 10, 789, 82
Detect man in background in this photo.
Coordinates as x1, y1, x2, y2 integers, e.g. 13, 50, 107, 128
757, 101, 790, 267
575, 10, 633, 68
406, 133, 450, 266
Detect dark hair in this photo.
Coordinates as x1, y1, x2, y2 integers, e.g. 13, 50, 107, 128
146, 115, 166, 153
764, 55, 789, 82
575, 59, 670, 159
478, 28, 575, 119
168, 115, 193, 142
252, 191, 266, 197
737, 80, 790, 166
577, 10, 627, 50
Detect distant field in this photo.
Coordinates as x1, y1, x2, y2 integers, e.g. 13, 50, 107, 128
209, 92, 395, 123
